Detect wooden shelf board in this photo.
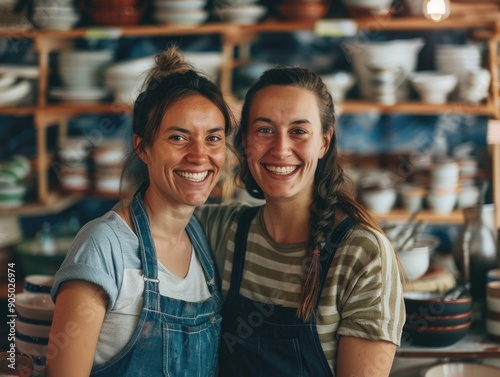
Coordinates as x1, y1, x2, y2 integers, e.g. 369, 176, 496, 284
340, 100, 495, 116
38, 103, 133, 115
0, 193, 80, 217
374, 209, 464, 224
36, 23, 237, 40
0, 106, 37, 116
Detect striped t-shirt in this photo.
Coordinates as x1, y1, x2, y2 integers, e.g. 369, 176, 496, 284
196, 202, 405, 374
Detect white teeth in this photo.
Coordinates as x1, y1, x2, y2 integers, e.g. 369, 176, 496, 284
176, 171, 208, 182
265, 165, 297, 175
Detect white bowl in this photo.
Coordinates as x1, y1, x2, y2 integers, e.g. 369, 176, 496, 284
15, 292, 55, 322
487, 318, 500, 337
155, 0, 206, 10
321, 72, 356, 102
360, 188, 397, 215
343, 0, 393, 10
457, 185, 480, 209
154, 9, 208, 25
409, 71, 458, 104
397, 236, 438, 280
0, 79, 32, 106
105, 56, 155, 82
427, 192, 457, 215
0, 73, 16, 90
23, 275, 55, 294
184, 51, 223, 82
425, 363, 500, 377
16, 318, 52, 339
216, 5, 266, 24
0, 185, 26, 208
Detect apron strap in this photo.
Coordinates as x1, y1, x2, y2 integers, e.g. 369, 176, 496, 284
315, 217, 358, 309
226, 205, 261, 303
186, 216, 220, 293
130, 182, 159, 297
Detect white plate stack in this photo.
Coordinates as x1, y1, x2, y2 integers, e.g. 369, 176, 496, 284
57, 137, 92, 192
214, 0, 266, 25
435, 44, 487, 102
50, 50, 114, 104
154, 0, 209, 25
92, 139, 126, 194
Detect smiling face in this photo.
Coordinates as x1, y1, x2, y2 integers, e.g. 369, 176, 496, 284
136, 95, 226, 208
244, 85, 332, 204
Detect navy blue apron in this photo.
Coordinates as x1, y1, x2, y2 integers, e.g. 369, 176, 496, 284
91, 185, 223, 376
219, 206, 357, 377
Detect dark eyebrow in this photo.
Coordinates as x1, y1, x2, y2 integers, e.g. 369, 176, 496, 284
164, 126, 225, 134
252, 117, 274, 125
290, 119, 312, 125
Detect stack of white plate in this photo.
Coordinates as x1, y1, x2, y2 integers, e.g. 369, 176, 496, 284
92, 139, 126, 194
0, 65, 38, 107
50, 49, 114, 104
435, 44, 483, 101
57, 137, 92, 192
154, 0, 209, 25
104, 55, 155, 104
184, 51, 224, 83
32, 0, 80, 30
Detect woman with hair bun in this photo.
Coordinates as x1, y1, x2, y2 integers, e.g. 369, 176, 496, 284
196, 66, 405, 377
46, 46, 235, 377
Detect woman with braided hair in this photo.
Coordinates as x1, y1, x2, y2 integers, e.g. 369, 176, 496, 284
46, 46, 234, 377
196, 66, 405, 376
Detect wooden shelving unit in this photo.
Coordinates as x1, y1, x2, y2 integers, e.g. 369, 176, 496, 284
1, 16, 499, 222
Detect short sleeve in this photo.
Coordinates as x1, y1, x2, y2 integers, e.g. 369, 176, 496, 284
336, 227, 405, 345
51, 215, 125, 311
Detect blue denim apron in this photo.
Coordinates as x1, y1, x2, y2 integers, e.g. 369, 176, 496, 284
90, 186, 223, 377
219, 206, 357, 377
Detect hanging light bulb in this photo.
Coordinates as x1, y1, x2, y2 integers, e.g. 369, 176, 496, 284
422, 0, 451, 22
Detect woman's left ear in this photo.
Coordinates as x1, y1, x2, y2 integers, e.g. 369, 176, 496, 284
134, 134, 150, 164
319, 127, 334, 159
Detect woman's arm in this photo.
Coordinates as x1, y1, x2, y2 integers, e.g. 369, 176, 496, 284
336, 336, 396, 377
45, 280, 108, 377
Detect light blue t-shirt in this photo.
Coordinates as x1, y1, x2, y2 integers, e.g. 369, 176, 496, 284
52, 211, 210, 364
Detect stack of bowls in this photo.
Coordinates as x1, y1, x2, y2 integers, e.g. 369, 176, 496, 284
51, 50, 113, 104
15, 276, 55, 376
342, 0, 393, 17
215, 0, 267, 25
57, 137, 92, 192
403, 292, 473, 347
91, 139, 126, 194
487, 281, 500, 342
32, 0, 80, 31
427, 159, 459, 215
435, 44, 483, 101
154, 0, 209, 25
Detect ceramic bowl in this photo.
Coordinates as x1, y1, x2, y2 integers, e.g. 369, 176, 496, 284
409, 71, 458, 104
403, 320, 471, 347
398, 235, 439, 281
154, 0, 206, 10
16, 317, 52, 339
427, 191, 457, 215
404, 292, 472, 317
405, 310, 472, 328
154, 9, 209, 25
360, 187, 396, 215
183, 52, 223, 82
15, 292, 55, 322
321, 72, 356, 102
216, 5, 266, 24
424, 362, 500, 377
23, 275, 55, 294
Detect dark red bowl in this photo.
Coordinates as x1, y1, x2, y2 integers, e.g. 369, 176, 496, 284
405, 310, 472, 327
404, 292, 472, 316
402, 321, 471, 347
